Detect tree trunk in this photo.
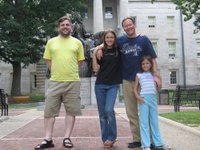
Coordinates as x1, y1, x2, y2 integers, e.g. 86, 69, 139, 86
11, 62, 21, 96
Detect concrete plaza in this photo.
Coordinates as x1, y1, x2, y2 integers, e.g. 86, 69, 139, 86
0, 104, 200, 150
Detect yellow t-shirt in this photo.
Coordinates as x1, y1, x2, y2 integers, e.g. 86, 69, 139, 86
43, 35, 85, 81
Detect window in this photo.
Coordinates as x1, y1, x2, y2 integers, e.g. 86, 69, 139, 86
148, 16, 156, 28
197, 41, 200, 57
168, 41, 176, 58
31, 73, 37, 89
167, 16, 175, 29
169, 71, 177, 84
152, 41, 158, 55
34, 74, 37, 88
105, 7, 113, 19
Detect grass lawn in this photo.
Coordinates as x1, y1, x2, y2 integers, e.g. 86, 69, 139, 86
160, 111, 200, 127
8, 94, 45, 109
9, 103, 39, 109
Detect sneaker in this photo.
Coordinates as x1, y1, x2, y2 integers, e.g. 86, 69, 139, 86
150, 143, 155, 150
128, 141, 141, 148
154, 145, 171, 150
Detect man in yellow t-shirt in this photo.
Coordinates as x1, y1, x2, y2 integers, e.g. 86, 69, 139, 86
35, 16, 84, 150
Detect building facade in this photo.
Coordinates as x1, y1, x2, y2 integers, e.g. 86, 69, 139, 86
83, 0, 200, 89
0, 0, 200, 96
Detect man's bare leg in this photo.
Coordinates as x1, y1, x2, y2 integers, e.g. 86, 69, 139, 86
44, 117, 55, 140
63, 115, 75, 148
35, 117, 55, 149
64, 115, 75, 138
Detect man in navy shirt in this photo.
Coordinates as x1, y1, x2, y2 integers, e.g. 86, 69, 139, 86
118, 17, 160, 149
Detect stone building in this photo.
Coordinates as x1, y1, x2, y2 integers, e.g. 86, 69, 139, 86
0, 0, 200, 104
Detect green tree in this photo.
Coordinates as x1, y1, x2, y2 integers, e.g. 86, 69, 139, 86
152, 0, 200, 31
0, 0, 86, 96
171, 0, 200, 32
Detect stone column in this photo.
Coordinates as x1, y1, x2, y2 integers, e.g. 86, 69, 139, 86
93, 0, 104, 33
118, 0, 129, 35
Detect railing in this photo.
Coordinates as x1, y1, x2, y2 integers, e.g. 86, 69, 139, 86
173, 85, 200, 112
0, 89, 8, 116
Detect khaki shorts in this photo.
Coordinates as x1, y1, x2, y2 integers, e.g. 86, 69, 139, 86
44, 81, 82, 118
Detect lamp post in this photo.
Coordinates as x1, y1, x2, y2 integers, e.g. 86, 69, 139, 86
180, 10, 186, 87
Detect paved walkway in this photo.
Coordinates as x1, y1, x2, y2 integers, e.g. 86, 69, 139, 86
0, 105, 200, 150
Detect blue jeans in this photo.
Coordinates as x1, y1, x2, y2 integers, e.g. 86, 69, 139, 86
95, 84, 118, 143
139, 94, 164, 148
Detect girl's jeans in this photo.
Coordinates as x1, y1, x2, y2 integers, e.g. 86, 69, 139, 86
139, 94, 164, 148
95, 84, 118, 142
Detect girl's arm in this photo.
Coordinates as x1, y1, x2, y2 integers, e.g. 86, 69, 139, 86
133, 76, 144, 104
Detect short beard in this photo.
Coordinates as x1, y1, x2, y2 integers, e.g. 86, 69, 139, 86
60, 32, 70, 38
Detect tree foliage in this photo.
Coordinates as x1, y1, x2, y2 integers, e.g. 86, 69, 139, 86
172, 0, 200, 32
0, 0, 86, 95
152, 0, 200, 31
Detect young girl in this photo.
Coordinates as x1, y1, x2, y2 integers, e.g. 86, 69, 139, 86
133, 56, 168, 150
92, 30, 122, 148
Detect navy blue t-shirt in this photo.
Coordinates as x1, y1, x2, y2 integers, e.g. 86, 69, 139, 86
117, 34, 157, 81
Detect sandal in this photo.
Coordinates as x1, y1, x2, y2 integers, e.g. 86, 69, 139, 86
34, 139, 54, 149
63, 138, 73, 148
103, 139, 117, 148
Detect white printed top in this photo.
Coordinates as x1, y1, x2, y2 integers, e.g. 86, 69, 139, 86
137, 72, 156, 95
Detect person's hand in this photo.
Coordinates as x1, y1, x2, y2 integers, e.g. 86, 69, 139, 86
154, 75, 162, 91
136, 96, 144, 104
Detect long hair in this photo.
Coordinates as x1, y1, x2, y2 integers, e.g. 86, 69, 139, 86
102, 30, 118, 56
140, 56, 154, 73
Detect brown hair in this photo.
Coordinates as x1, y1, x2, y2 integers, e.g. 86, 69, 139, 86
140, 56, 154, 73
57, 16, 72, 26
121, 17, 135, 27
102, 30, 118, 56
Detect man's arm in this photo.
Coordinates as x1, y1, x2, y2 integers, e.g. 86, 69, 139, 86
152, 58, 162, 90
152, 58, 158, 73
95, 44, 103, 60
78, 60, 84, 66
45, 59, 51, 71
92, 49, 100, 75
